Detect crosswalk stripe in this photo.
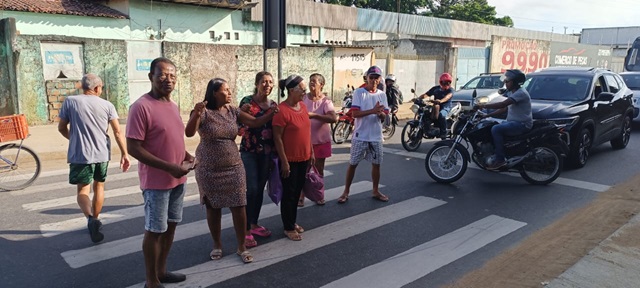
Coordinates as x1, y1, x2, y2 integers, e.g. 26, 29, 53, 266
36, 161, 138, 178
61, 181, 378, 268
321, 215, 527, 288
130, 196, 447, 288
382, 146, 611, 192
39, 170, 335, 237
11, 172, 140, 196
40, 193, 196, 237
21, 176, 195, 211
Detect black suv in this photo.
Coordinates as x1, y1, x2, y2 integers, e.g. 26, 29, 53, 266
524, 67, 634, 168
452, 73, 503, 112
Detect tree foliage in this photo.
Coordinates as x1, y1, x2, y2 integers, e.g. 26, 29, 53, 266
316, 0, 513, 27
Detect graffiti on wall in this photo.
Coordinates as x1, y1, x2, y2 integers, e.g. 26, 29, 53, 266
333, 47, 374, 98
490, 36, 551, 73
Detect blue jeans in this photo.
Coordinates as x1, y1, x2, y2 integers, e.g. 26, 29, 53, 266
241, 152, 271, 230
437, 108, 449, 135
491, 121, 530, 161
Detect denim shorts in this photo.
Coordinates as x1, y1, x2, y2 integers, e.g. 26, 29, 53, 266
143, 184, 186, 233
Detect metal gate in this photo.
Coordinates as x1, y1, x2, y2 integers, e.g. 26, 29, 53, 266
126, 41, 162, 106
455, 47, 490, 89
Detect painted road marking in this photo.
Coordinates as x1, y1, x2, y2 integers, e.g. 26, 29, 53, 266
382, 147, 611, 192
129, 196, 447, 288
21, 177, 195, 211
322, 215, 526, 288
61, 181, 378, 268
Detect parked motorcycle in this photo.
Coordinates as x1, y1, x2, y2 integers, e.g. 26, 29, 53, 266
424, 96, 569, 185
332, 85, 355, 144
401, 88, 462, 151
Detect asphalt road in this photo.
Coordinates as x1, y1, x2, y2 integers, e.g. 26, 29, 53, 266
1, 123, 639, 288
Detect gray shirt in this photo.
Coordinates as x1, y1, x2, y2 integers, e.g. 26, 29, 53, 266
59, 95, 118, 164
506, 87, 533, 129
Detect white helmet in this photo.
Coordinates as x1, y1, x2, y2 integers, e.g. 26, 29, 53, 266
385, 74, 396, 81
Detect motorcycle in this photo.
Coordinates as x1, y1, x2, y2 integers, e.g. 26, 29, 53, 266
332, 85, 355, 144
424, 96, 569, 185
400, 88, 462, 151
382, 109, 399, 140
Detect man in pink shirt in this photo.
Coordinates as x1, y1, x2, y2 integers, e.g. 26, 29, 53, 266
126, 57, 195, 288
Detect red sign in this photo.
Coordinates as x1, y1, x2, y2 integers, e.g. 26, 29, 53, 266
491, 36, 551, 73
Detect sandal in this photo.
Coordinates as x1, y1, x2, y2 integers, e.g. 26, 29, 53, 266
210, 248, 223, 260
245, 235, 257, 248
284, 230, 302, 241
298, 198, 305, 207
236, 250, 253, 263
316, 199, 326, 206
337, 195, 349, 204
294, 224, 304, 233
250, 226, 272, 237
372, 193, 389, 202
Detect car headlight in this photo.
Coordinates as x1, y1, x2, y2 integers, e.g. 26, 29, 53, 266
410, 104, 420, 114
475, 96, 490, 104
544, 116, 580, 129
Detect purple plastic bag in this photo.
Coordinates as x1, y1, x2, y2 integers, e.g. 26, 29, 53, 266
303, 165, 324, 202
268, 156, 283, 205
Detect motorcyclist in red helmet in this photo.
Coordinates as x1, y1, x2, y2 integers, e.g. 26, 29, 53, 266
417, 73, 454, 139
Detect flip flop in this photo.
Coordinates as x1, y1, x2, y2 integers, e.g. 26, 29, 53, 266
236, 250, 253, 263
250, 226, 272, 237
294, 224, 304, 233
372, 194, 389, 202
245, 235, 257, 248
337, 195, 349, 204
316, 199, 326, 206
210, 248, 223, 260
284, 230, 302, 241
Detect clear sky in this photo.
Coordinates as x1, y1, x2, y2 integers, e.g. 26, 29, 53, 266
486, 0, 640, 34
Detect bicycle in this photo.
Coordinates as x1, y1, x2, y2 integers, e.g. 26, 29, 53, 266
0, 114, 41, 191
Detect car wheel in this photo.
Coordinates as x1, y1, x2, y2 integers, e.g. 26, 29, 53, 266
611, 115, 631, 149
569, 128, 592, 168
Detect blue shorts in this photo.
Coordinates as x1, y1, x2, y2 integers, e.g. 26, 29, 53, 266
143, 184, 186, 233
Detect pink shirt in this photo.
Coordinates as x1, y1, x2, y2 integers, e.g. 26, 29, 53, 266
126, 94, 186, 190
302, 95, 335, 145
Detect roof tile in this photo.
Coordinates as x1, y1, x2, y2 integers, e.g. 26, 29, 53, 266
1, 0, 128, 19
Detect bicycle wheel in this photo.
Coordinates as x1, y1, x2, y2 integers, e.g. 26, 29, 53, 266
0, 144, 41, 191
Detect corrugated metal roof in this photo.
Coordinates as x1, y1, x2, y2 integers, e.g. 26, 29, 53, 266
0, 0, 128, 19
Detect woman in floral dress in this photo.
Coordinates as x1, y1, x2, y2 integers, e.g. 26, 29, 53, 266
185, 78, 277, 263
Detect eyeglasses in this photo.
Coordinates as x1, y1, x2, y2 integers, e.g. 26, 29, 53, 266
440, 81, 451, 85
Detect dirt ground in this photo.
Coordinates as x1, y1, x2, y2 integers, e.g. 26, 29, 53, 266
444, 173, 640, 288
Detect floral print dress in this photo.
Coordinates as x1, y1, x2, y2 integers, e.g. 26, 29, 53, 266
238, 96, 275, 155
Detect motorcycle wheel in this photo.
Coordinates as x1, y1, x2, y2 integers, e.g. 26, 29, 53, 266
519, 146, 563, 185
401, 123, 422, 151
382, 124, 396, 140
425, 144, 468, 184
332, 121, 351, 144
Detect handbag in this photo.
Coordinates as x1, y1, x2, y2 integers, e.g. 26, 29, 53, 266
267, 156, 283, 205
303, 165, 324, 202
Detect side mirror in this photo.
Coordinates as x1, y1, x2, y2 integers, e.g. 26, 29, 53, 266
596, 92, 615, 102
472, 89, 477, 99
410, 88, 415, 93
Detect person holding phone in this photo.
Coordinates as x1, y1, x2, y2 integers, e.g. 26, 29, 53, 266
185, 78, 277, 264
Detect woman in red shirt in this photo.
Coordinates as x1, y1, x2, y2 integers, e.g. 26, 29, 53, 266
272, 75, 314, 241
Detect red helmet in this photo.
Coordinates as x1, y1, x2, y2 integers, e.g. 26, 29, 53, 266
439, 73, 453, 83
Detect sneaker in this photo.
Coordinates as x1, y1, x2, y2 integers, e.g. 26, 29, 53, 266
87, 218, 104, 243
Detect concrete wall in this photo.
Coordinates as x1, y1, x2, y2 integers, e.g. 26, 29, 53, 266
163, 43, 334, 114
15, 35, 129, 124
